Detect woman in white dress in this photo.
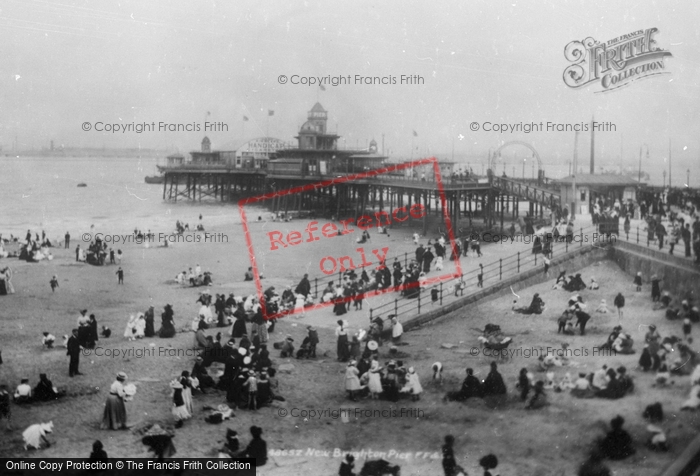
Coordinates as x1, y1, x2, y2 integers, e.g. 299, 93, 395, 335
133, 313, 146, 339
78, 248, 86, 262
368, 359, 383, 399
294, 294, 306, 315
123, 315, 136, 340
170, 380, 191, 428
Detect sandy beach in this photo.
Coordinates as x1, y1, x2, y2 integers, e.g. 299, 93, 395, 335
0, 211, 697, 476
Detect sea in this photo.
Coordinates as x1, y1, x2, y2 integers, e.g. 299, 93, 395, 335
0, 156, 257, 241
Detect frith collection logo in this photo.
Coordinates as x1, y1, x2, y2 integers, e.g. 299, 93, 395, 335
563, 28, 673, 93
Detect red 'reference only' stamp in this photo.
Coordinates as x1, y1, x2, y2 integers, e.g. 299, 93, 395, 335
238, 157, 462, 320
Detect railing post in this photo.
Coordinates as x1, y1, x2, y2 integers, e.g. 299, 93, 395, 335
418, 290, 421, 314
369, 309, 373, 320
580, 227, 583, 247
404, 252, 408, 268
315, 278, 318, 298
535, 251, 537, 266
394, 299, 398, 316
440, 282, 443, 305
636, 226, 639, 244
338, 271, 341, 286
566, 238, 569, 253
499, 259, 502, 280
517, 252, 520, 273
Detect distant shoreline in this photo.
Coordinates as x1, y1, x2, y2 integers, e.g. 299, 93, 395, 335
1, 148, 169, 159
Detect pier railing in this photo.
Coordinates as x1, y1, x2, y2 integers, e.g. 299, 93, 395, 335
366, 224, 603, 328
619, 224, 699, 266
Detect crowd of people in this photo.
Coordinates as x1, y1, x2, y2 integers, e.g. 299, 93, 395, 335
2, 205, 699, 475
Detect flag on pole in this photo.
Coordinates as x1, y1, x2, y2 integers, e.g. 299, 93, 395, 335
319, 84, 326, 91
413, 130, 418, 137
243, 116, 249, 121
268, 110, 275, 116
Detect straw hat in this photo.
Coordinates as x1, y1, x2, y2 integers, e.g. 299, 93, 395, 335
116, 372, 127, 381
238, 347, 247, 356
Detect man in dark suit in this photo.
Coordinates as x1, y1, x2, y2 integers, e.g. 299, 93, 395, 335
67, 329, 83, 377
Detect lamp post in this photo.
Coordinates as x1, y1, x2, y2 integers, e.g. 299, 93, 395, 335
663, 170, 666, 188
688, 169, 691, 188
522, 158, 526, 178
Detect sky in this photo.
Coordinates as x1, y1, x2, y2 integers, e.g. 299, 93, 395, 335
1, 0, 699, 181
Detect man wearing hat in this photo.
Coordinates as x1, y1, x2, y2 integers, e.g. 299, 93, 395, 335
66, 328, 82, 377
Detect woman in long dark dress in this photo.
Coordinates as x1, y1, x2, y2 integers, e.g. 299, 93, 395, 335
101, 372, 128, 430
144, 306, 155, 338
335, 320, 349, 362
256, 372, 271, 408
482, 361, 507, 396
158, 305, 176, 338
231, 309, 247, 342
87, 314, 98, 349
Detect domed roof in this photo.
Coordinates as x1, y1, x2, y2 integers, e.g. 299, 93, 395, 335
300, 121, 322, 134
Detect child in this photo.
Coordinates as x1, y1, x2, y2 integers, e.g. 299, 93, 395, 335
50, 275, 59, 292
634, 272, 642, 292
170, 380, 191, 428
614, 292, 625, 319
435, 256, 444, 271
564, 322, 575, 335
244, 372, 258, 410
368, 360, 383, 399
42, 332, 55, 349
543, 256, 551, 276
401, 367, 423, 401
477, 264, 484, 288
595, 299, 609, 313
116, 249, 123, 264
454, 277, 465, 297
